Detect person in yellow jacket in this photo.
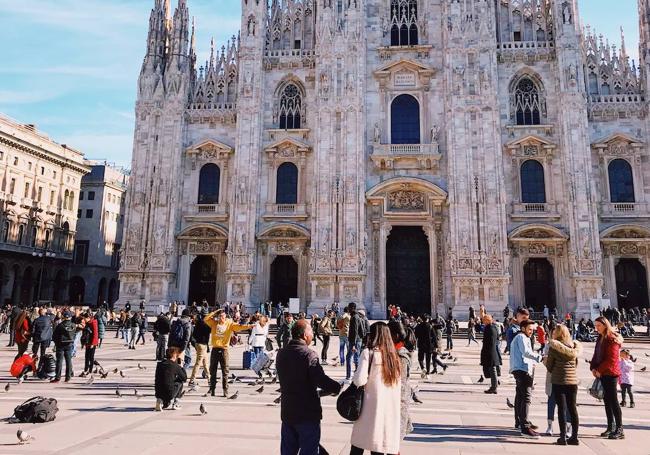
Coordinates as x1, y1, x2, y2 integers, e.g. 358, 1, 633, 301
204, 309, 254, 397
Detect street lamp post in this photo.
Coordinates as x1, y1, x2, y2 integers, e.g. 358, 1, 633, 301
32, 240, 56, 303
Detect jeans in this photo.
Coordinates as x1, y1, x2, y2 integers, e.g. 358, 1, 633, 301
553, 384, 579, 439
346, 340, 362, 380
8, 324, 15, 346
339, 335, 348, 365
513, 370, 534, 429
136, 329, 146, 344
418, 350, 431, 373
601, 375, 623, 429
122, 327, 130, 344
129, 327, 139, 348
190, 343, 210, 382
467, 331, 478, 345
72, 331, 82, 357
32, 339, 50, 358
321, 335, 330, 361
209, 348, 229, 392
55, 344, 73, 380
446, 334, 453, 350
547, 389, 571, 421
350, 446, 395, 455
84, 346, 96, 373
252, 346, 264, 357
280, 421, 320, 455
156, 334, 168, 361
621, 383, 634, 403
183, 345, 192, 369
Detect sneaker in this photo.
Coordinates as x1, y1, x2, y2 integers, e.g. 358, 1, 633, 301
50, 378, 60, 384
567, 438, 580, 446
521, 428, 540, 439
600, 428, 614, 438
620, 401, 626, 407
64, 378, 71, 382
545, 424, 553, 436
171, 400, 182, 410
566, 423, 572, 439
484, 388, 497, 394
154, 398, 163, 412
608, 428, 625, 440
556, 437, 567, 445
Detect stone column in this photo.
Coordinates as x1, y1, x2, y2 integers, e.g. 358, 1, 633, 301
178, 253, 192, 304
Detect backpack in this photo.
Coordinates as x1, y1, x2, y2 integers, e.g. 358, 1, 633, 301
37, 354, 56, 379
80, 324, 93, 346
13, 397, 58, 423
169, 319, 185, 346
404, 326, 417, 351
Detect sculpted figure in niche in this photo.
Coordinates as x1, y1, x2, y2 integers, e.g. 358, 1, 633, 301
563, 3, 572, 24
373, 123, 381, 143
430, 124, 439, 143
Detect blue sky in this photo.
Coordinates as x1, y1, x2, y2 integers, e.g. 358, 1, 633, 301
0, 0, 640, 167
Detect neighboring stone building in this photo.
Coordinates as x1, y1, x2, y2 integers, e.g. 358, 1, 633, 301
71, 163, 128, 308
0, 114, 89, 306
120, 0, 650, 319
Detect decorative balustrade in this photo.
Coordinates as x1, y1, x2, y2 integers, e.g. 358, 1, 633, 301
601, 202, 650, 218
511, 202, 560, 219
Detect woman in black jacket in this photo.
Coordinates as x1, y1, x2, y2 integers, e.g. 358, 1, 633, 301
414, 316, 433, 378
480, 314, 502, 394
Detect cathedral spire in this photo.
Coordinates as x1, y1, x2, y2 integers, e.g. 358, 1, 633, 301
143, 0, 169, 72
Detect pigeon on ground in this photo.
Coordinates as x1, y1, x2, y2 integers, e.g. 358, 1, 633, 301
477, 375, 485, 383
273, 395, 282, 404
641, 366, 647, 372
645, 353, 649, 358
256, 386, 264, 394
115, 387, 122, 398
113, 368, 119, 374
134, 388, 142, 399
228, 391, 239, 400
4, 383, 10, 393
271, 376, 278, 384
85, 375, 94, 385
200, 403, 207, 415
119, 370, 125, 378
412, 392, 423, 404
506, 398, 514, 409
138, 363, 146, 370
17, 429, 34, 444
584, 359, 590, 364
100, 371, 109, 379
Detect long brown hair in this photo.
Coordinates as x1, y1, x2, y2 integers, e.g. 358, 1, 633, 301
367, 322, 401, 386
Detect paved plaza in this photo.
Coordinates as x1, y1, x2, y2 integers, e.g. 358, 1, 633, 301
0, 333, 647, 455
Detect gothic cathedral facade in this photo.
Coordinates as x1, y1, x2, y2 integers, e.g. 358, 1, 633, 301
119, 0, 650, 319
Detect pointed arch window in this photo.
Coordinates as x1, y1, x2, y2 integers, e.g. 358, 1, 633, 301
608, 159, 635, 203
513, 77, 542, 125
521, 160, 546, 203
390, 0, 418, 46
391, 94, 420, 144
198, 164, 221, 204
279, 83, 302, 129
276, 162, 298, 204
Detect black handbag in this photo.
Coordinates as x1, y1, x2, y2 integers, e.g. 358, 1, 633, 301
336, 352, 372, 421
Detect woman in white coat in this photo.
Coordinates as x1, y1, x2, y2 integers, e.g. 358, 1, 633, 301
249, 315, 269, 357
350, 321, 402, 455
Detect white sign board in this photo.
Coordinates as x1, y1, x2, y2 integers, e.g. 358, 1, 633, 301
590, 299, 611, 321
289, 298, 300, 314
394, 71, 416, 87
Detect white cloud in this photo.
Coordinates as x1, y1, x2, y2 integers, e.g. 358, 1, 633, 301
0, 90, 61, 105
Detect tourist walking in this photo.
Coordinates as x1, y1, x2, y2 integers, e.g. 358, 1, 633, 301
96, 308, 107, 348
188, 309, 211, 387
544, 325, 581, 445
203, 309, 253, 397
445, 317, 454, 351
467, 317, 479, 346
589, 316, 625, 439
249, 315, 270, 358
337, 308, 351, 366
349, 322, 401, 455
346, 303, 367, 381
480, 314, 501, 394
318, 311, 333, 364
414, 315, 434, 377
82, 312, 99, 376
136, 311, 148, 344
619, 349, 635, 408
128, 311, 140, 350
509, 320, 542, 438
276, 319, 341, 455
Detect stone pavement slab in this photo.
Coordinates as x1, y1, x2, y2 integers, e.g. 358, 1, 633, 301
0, 333, 646, 454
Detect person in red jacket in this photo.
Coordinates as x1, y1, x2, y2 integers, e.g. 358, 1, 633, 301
590, 316, 624, 440
82, 312, 99, 376
14, 309, 31, 361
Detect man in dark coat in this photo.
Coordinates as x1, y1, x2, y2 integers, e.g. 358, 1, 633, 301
480, 314, 502, 394
414, 316, 434, 376
277, 319, 341, 455
31, 308, 53, 360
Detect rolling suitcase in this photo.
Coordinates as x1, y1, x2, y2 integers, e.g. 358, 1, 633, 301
243, 349, 256, 369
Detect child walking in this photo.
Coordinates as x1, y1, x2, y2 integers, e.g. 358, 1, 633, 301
619, 349, 635, 408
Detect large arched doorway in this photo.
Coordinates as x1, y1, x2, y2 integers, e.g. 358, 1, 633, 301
270, 256, 298, 305
69, 276, 85, 305
188, 256, 217, 306
97, 278, 107, 307
615, 259, 649, 310
386, 226, 431, 316
524, 258, 556, 312
20, 267, 34, 305
108, 279, 119, 308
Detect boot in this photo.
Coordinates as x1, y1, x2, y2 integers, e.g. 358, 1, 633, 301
600, 425, 614, 438
620, 400, 626, 407
630, 402, 635, 408
608, 427, 625, 440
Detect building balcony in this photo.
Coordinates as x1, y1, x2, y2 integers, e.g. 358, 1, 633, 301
263, 49, 315, 69
183, 203, 229, 222
588, 94, 646, 121
263, 203, 308, 221
600, 202, 650, 219
510, 202, 561, 220
497, 40, 555, 63
370, 143, 442, 170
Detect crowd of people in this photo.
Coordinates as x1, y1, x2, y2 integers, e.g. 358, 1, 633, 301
0, 298, 643, 454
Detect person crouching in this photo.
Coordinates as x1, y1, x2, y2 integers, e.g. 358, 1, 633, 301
154, 346, 187, 411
